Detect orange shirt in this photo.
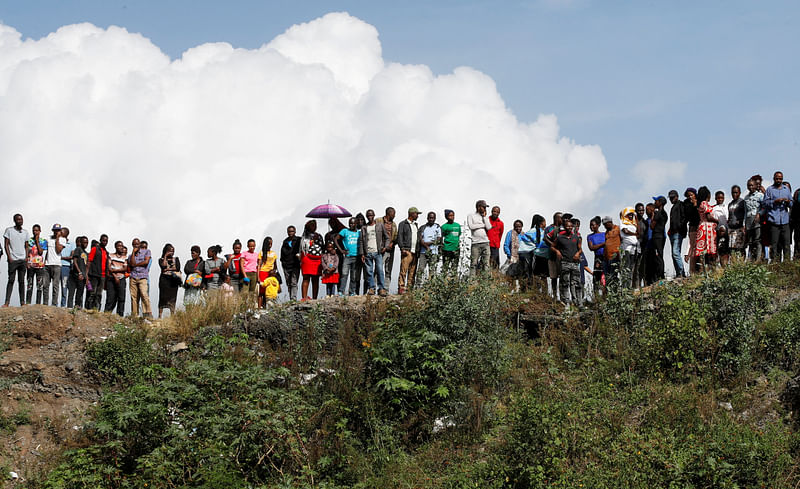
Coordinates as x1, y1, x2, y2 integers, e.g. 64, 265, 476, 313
604, 225, 621, 260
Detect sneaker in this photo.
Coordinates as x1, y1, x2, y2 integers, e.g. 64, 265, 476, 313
367, 289, 376, 296
378, 289, 388, 297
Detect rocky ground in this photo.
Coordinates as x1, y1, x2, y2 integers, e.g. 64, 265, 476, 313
0, 306, 120, 484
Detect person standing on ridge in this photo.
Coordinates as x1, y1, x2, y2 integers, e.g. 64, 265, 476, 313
280, 226, 302, 300
416, 211, 442, 285
467, 200, 492, 276
488, 206, 504, 269
85, 234, 109, 310
360, 209, 389, 296
4, 214, 29, 307
440, 209, 461, 274
667, 190, 687, 278
378, 207, 398, 289
763, 171, 793, 263
59, 227, 74, 307
397, 207, 420, 294
129, 238, 153, 318
44, 224, 65, 306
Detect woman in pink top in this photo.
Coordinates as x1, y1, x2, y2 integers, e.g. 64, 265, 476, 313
241, 238, 259, 295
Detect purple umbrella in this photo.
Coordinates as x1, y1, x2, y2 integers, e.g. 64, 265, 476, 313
305, 203, 352, 219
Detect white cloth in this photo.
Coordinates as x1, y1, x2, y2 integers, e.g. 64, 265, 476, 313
3, 226, 29, 261
620, 223, 639, 253
467, 212, 492, 243
711, 203, 728, 229
45, 237, 67, 266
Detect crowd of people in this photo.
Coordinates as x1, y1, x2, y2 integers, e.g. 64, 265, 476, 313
2, 171, 799, 315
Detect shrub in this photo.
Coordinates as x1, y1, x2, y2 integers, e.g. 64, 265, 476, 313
85, 324, 155, 385
368, 274, 512, 427
47, 335, 330, 488
759, 299, 800, 370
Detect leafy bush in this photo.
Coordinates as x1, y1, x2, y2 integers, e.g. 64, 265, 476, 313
368, 274, 512, 426
759, 299, 800, 370
47, 335, 336, 488
85, 324, 155, 385
698, 262, 770, 377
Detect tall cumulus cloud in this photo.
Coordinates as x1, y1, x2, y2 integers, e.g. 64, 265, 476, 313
0, 12, 608, 261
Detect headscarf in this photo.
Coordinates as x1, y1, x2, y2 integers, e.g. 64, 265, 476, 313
620, 207, 637, 226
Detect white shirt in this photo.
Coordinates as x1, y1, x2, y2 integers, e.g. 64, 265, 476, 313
366, 224, 378, 254
407, 219, 419, 251
467, 212, 492, 244
45, 237, 67, 266
620, 223, 639, 253
711, 203, 728, 229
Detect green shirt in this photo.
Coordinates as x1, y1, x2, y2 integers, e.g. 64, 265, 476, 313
441, 222, 462, 252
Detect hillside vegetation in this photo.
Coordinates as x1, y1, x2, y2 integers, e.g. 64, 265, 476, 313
5, 261, 800, 488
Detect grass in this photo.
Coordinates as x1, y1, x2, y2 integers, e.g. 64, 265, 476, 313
162, 289, 255, 340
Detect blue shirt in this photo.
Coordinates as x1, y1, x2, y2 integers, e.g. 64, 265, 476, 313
60, 240, 75, 266
339, 228, 360, 257
763, 183, 793, 225
587, 232, 605, 261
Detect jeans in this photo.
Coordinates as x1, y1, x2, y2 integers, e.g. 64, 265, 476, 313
770, 223, 791, 263
282, 266, 300, 300
669, 233, 685, 277
129, 277, 152, 317
26, 267, 46, 304
5, 259, 26, 305
60, 265, 71, 306
416, 251, 439, 285
397, 251, 417, 291
105, 277, 126, 316
470, 242, 490, 276
326, 283, 337, 296
364, 252, 385, 291
559, 261, 583, 306
339, 256, 359, 295
67, 274, 85, 308
44, 264, 61, 306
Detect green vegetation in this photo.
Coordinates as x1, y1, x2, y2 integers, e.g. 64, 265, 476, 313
34, 261, 800, 487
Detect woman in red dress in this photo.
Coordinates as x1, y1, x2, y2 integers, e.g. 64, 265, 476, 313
694, 186, 718, 273
300, 220, 324, 300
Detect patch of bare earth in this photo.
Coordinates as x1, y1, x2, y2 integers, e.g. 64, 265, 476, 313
0, 306, 123, 485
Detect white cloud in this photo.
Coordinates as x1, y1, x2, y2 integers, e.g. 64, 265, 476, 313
0, 12, 608, 295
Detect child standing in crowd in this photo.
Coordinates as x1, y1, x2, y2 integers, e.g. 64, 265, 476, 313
337, 217, 361, 296
321, 241, 340, 297
301, 220, 324, 300
261, 269, 281, 303
257, 237, 277, 306
224, 240, 245, 291
241, 239, 259, 294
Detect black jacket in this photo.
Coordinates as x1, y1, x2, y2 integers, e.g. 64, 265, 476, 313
397, 219, 421, 253
358, 222, 390, 255
280, 236, 302, 269
684, 199, 700, 228
669, 200, 687, 237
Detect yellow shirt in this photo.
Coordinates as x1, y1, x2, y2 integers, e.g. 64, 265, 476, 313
262, 276, 280, 299
258, 250, 277, 272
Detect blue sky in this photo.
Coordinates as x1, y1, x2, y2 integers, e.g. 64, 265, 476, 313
3, 0, 799, 198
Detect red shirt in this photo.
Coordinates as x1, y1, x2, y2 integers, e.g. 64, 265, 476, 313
488, 217, 504, 248
87, 246, 108, 277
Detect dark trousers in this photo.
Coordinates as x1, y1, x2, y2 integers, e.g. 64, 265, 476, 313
26, 267, 46, 304
746, 224, 761, 261
67, 274, 85, 308
105, 277, 126, 316
85, 276, 105, 310
648, 237, 665, 283
5, 259, 26, 305
442, 250, 459, 273
518, 251, 534, 290
770, 223, 791, 263
282, 266, 300, 300
490, 247, 500, 269
794, 224, 800, 260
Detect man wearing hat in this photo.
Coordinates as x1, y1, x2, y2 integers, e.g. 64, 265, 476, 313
467, 200, 493, 276
396, 207, 420, 294
44, 224, 66, 306
667, 190, 687, 278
